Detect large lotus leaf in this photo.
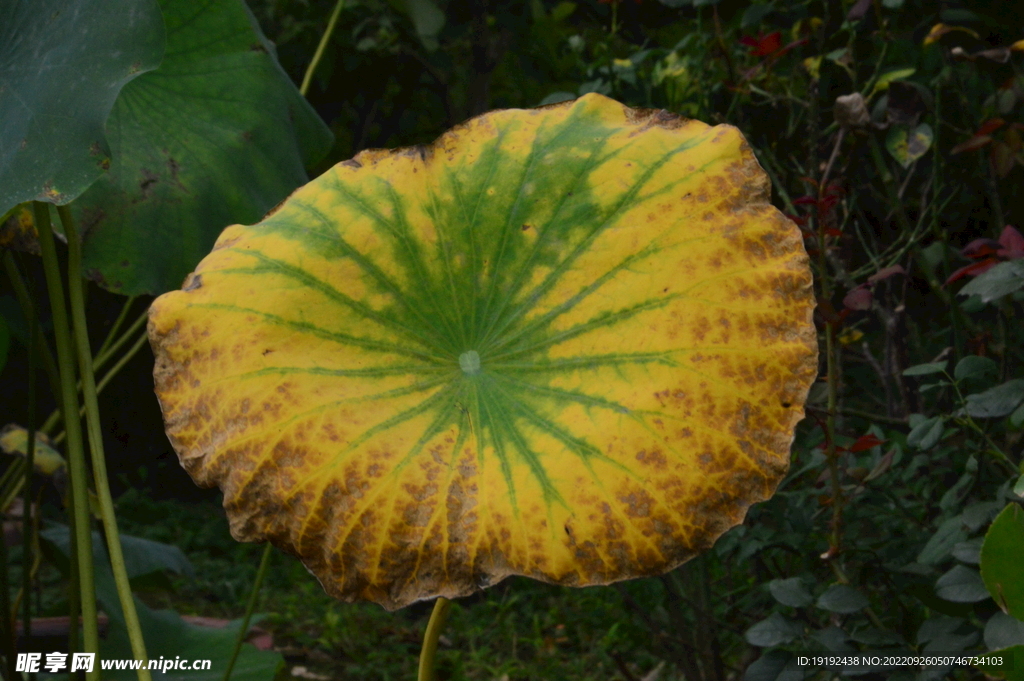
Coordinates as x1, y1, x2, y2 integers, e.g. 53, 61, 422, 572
149, 93, 817, 610
0, 0, 164, 215
66, 0, 333, 296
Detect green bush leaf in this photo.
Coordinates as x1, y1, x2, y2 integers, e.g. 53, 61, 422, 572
986, 613, 1024, 650
816, 584, 869, 613
935, 565, 990, 603
903, 362, 947, 376
769, 577, 814, 607
0, 0, 164, 215
1011, 403, 1024, 430
959, 261, 1024, 302
398, 0, 446, 52
67, 0, 333, 296
965, 380, 1024, 418
952, 538, 984, 565
981, 503, 1024, 618
918, 516, 968, 565
744, 650, 802, 681
907, 415, 944, 450
745, 613, 802, 647
955, 355, 998, 382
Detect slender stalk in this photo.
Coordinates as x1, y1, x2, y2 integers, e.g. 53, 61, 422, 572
0, 523, 16, 681
96, 295, 137, 359
2, 251, 62, 409
42, 308, 148, 436
51, 328, 150, 447
96, 330, 149, 394
57, 205, 151, 681
23, 302, 38, 665
67, 482, 81, 665
418, 597, 451, 681
223, 544, 273, 681
33, 202, 100, 676
299, 0, 346, 97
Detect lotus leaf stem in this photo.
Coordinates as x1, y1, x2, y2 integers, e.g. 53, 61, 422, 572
33, 201, 100, 678
23, 304, 38, 664
1, 251, 62, 411
418, 597, 451, 681
96, 295, 138, 359
51, 327, 151, 447
223, 543, 273, 681
300, 0, 346, 97
58, 204, 152, 681
42, 308, 149, 436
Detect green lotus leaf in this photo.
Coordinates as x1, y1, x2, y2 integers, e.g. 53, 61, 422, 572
149, 94, 817, 610
0, 0, 164, 214
66, 0, 333, 296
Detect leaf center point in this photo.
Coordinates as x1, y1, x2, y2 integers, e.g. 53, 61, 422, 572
459, 350, 482, 375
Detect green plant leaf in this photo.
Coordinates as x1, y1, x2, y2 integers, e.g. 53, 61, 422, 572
935, 565, 990, 603
907, 415, 944, 450
40, 525, 194, 580
102, 605, 282, 681
816, 584, 869, 613
954, 355, 998, 382
986, 613, 1024, 650
965, 380, 1024, 418
885, 123, 933, 168
870, 68, 916, 96
918, 516, 968, 565
148, 93, 818, 610
768, 577, 814, 607
1011, 403, 1024, 430
66, 0, 334, 296
398, 0, 446, 52
974, 645, 1024, 681
958, 260, 1024, 302
981, 503, 1024, 618
903, 362, 947, 376
745, 613, 802, 647
918, 615, 965, 644
0, 0, 165, 215
952, 538, 983, 565
744, 650, 802, 681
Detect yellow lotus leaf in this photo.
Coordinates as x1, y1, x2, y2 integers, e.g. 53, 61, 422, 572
148, 93, 817, 610
1, 424, 66, 476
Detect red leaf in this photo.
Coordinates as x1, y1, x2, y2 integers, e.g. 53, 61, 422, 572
742, 31, 783, 57
867, 265, 906, 284
850, 433, 886, 452
961, 238, 1002, 259
793, 195, 818, 205
843, 286, 873, 310
977, 118, 1006, 136
946, 258, 999, 284
950, 135, 992, 155
825, 228, 842, 237
997, 225, 1024, 260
